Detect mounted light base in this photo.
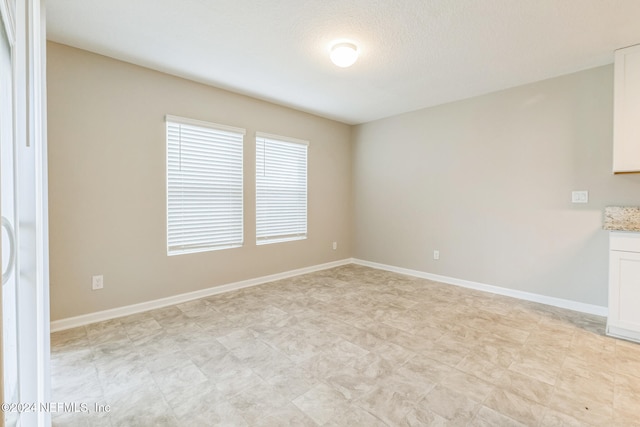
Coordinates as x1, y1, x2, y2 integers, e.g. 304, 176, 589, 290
330, 41, 358, 68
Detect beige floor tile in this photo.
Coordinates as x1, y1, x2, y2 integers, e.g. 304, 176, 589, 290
614, 371, 640, 425
473, 338, 523, 369
561, 354, 616, 384
443, 324, 489, 342
472, 405, 527, 427
200, 357, 262, 396
50, 326, 90, 350
49, 264, 633, 426
177, 399, 248, 426
107, 384, 179, 427
613, 408, 640, 427
539, 408, 587, 426
193, 310, 242, 336
300, 353, 349, 380
356, 384, 415, 426
85, 319, 122, 336
324, 406, 388, 427
51, 371, 103, 403
140, 349, 186, 373
227, 379, 290, 424
348, 352, 397, 383
547, 388, 613, 426
384, 369, 437, 403
246, 347, 297, 381
266, 366, 318, 401
486, 322, 531, 344
373, 339, 417, 365
483, 388, 546, 426
176, 298, 216, 317
252, 403, 317, 427
402, 405, 449, 426
570, 329, 617, 354
292, 383, 350, 425
217, 330, 268, 358
456, 354, 506, 384
182, 339, 229, 367
508, 352, 564, 386
268, 329, 329, 363
397, 354, 456, 384
95, 355, 154, 396
122, 317, 163, 340
151, 359, 208, 399
496, 370, 554, 406
163, 382, 223, 419
324, 365, 378, 401
554, 370, 614, 407
86, 324, 131, 347
525, 328, 574, 350
52, 410, 112, 427
438, 368, 495, 403
416, 335, 474, 367
50, 347, 95, 379
418, 384, 480, 425
130, 329, 183, 358
616, 341, 640, 379
615, 370, 640, 396
149, 306, 192, 329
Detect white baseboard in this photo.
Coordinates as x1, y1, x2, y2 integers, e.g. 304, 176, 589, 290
607, 323, 640, 343
352, 258, 608, 317
51, 257, 608, 332
50, 258, 352, 332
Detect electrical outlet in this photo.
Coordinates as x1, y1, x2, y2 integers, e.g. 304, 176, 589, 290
433, 250, 440, 260
332, 241, 338, 250
92, 275, 104, 290
571, 190, 588, 203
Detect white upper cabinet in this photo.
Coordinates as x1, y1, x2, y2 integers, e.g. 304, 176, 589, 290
614, 44, 640, 173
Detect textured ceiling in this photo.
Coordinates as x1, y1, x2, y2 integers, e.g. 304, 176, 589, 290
47, 0, 640, 125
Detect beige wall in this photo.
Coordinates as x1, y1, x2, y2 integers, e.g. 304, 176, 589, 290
352, 65, 640, 307
49, 40, 640, 319
47, 42, 352, 321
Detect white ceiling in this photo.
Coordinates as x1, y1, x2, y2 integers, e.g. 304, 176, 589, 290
47, 0, 640, 125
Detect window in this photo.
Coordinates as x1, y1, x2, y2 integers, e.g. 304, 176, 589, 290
256, 132, 308, 245
166, 115, 244, 255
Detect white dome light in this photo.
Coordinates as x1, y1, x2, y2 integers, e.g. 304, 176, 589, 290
330, 42, 358, 68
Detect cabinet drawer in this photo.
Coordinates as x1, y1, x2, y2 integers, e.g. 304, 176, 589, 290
610, 231, 640, 252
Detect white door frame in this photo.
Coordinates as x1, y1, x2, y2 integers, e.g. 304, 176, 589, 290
0, 0, 14, 424
1, 0, 49, 426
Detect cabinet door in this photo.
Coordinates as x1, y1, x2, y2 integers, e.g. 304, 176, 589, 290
609, 250, 640, 331
613, 44, 640, 173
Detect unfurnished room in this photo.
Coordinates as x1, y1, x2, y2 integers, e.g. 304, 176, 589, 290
2, 0, 640, 426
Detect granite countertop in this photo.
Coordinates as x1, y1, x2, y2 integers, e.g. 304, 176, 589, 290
604, 206, 640, 232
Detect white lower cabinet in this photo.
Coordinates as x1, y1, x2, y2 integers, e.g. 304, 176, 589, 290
608, 232, 640, 342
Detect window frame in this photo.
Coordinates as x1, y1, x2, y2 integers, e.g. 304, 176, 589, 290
166, 115, 245, 256
255, 132, 308, 246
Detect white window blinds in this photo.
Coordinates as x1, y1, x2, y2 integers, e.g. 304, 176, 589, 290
256, 132, 308, 245
166, 115, 245, 255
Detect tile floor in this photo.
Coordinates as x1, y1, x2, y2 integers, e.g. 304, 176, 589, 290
50, 264, 640, 426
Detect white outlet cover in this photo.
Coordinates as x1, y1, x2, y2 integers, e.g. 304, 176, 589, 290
571, 190, 588, 203
92, 275, 104, 290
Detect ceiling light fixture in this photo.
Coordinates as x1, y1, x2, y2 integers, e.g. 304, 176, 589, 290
330, 42, 359, 68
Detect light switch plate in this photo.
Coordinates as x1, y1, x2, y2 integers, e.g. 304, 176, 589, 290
571, 190, 589, 203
